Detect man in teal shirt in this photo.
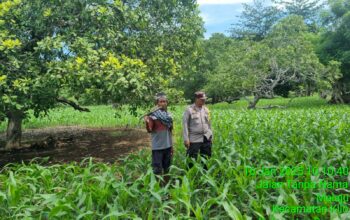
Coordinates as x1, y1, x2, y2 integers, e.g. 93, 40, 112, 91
144, 92, 173, 185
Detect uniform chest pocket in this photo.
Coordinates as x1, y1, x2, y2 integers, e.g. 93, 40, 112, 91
191, 113, 200, 123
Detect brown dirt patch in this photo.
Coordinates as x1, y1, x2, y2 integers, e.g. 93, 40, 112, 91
0, 126, 151, 166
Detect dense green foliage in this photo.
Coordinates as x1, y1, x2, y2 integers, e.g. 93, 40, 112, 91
230, 0, 325, 40
0, 0, 203, 148
195, 0, 349, 107
204, 16, 334, 108
272, 0, 325, 25
0, 0, 203, 112
230, 0, 281, 40
317, 0, 350, 102
0, 97, 349, 219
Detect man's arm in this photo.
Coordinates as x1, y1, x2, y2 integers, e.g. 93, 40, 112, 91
144, 116, 154, 133
182, 108, 190, 146
208, 116, 212, 130
170, 119, 174, 133
170, 121, 174, 156
205, 106, 211, 129
205, 107, 213, 140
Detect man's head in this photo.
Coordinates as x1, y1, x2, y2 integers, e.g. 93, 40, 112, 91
194, 91, 207, 107
155, 92, 168, 110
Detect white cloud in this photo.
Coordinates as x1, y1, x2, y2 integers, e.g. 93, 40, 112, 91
200, 12, 233, 25
201, 13, 212, 23
198, 0, 252, 5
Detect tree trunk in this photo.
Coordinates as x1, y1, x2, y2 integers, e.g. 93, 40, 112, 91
319, 91, 327, 100
329, 93, 343, 104
306, 82, 312, 96
248, 96, 260, 109
5, 111, 24, 150
341, 94, 350, 104
329, 84, 344, 104
328, 81, 346, 104
211, 96, 217, 104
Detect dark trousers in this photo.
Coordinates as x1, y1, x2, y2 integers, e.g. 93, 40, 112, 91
186, 136, 212, 169
152, 147, 172, 175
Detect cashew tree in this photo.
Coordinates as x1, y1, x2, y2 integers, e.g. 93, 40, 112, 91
206, 16, 327, 109
0, 0, 203, 149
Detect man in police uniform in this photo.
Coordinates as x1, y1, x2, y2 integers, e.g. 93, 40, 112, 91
182, 91, 213, 169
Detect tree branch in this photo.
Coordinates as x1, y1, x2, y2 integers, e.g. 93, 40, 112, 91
257, 105, 287, 109
56, 97, 90, 112
242, 96, 252, 103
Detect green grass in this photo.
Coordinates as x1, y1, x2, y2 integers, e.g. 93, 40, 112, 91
0, 105, 141, 132
0, 96, 349, 219
0, 96, 328, 132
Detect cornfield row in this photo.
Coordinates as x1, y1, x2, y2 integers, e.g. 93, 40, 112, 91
0, 97, 349, 219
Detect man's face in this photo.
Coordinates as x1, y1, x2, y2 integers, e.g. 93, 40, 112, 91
195, 98, 205, 107
157, 98, 168, 109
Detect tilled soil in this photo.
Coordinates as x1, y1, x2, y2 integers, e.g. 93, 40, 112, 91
0, 126, 151, 166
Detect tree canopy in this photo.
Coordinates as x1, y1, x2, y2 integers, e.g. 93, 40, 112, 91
0, 0, 203, 149
317, 0, 350, 103
207, 16, 329, 108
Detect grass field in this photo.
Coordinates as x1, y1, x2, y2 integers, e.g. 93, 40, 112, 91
0, 96, 330, 132
0, 96, 349, 219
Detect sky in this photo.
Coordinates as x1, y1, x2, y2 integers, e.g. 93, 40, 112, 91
198, 0, 253, 38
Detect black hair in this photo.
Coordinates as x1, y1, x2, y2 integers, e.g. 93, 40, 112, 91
154, 92, 167, 104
